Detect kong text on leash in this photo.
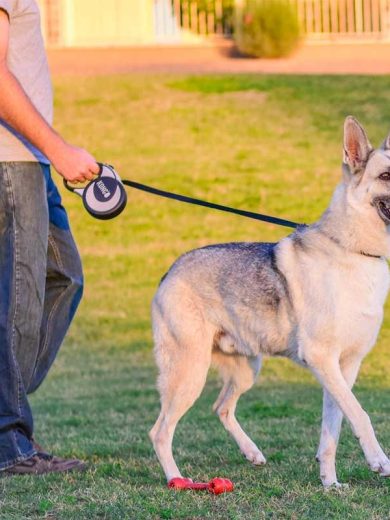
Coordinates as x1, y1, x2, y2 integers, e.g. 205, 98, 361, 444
64, 163, 302, 229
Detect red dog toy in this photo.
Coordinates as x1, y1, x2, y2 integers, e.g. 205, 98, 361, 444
168, 477, 234, 495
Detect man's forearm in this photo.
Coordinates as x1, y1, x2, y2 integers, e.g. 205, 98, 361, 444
0, 64, 65, 160
0, 8, 98, 183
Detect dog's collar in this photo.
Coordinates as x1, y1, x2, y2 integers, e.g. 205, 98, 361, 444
318, 229, 382, 260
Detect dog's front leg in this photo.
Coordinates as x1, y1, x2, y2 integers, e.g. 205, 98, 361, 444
316, 358, 361, 488
317, 389, 344, 487
308, 356, 390, 478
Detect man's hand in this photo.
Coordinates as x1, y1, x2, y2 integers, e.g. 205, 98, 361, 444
49, 141, 100, 183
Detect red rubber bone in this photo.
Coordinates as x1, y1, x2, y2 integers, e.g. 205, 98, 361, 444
168, 477, 234, 495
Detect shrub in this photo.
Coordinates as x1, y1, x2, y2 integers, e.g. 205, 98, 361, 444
235, 0, 301, 58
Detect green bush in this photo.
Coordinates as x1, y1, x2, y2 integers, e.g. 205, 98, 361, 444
235, 0, 301, 58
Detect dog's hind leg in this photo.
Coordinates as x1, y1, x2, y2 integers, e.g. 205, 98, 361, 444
150, 344, 212, 482
212, 350, 266, 465
316, 357, 362, 488
150, 300, 213, 482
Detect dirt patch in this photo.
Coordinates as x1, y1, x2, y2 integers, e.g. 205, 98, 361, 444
47, 40, 390, 77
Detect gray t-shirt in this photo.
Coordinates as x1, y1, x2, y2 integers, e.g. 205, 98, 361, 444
0, 0, 52, 163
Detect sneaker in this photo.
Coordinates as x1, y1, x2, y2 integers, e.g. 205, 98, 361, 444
2, 442, 86, 476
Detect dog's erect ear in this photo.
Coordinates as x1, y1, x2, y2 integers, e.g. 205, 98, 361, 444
381, 131, 390, 151
343, 116, 372, 173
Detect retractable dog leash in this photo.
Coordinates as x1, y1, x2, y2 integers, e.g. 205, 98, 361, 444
64, 163, 301, 229
64, 163, 127, 220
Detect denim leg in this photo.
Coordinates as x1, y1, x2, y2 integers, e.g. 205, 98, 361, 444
27, 164, 83, 394
0, 162, 83, 468
0, 162, 47, 469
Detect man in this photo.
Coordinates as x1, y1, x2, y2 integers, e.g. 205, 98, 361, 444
0, 0, 99, 474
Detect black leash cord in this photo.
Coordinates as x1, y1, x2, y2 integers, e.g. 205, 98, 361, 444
122, 179, 300, 230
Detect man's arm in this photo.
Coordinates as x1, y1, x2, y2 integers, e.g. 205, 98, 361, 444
0, 9, 99, 182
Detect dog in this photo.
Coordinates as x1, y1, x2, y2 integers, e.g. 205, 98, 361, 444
149, 116, 390, 488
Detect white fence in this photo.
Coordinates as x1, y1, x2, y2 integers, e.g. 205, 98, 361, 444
173, 0, 233, 35
173, 0, 390, 40
293, 0, 390, 38
38, 0, 390, 46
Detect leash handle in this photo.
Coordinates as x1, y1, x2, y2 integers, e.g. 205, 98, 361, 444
63, 163, 104, 196
64, 163, 128, 220
122, 179, 300, 229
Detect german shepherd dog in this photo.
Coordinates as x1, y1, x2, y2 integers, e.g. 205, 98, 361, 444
150, 117, 390, 488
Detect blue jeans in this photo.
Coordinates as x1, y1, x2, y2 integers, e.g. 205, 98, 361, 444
0, 162, 83, 470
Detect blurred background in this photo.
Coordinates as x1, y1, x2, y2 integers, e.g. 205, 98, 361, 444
2, 2, 390, 519
37, 0, 390, 47
35, 0, 390, 75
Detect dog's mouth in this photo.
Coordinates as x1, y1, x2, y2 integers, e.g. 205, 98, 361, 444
374, 197, 390, 224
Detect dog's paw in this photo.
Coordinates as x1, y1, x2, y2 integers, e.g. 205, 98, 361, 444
369, 458, 390, 476
244, 449, 266, 466
378, 462, 390, 477
323, 481, 349, 492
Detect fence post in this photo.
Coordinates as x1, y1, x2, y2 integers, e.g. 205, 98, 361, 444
383, 0, 390, 38
215, 0, 223, 34
62, 0, 75, 46
234, 0, 244, 41
355, 0, 363, 33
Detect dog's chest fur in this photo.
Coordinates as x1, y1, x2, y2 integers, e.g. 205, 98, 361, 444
278, 234, 390, 361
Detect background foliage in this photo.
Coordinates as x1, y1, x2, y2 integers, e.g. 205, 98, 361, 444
235, 0, 301, 58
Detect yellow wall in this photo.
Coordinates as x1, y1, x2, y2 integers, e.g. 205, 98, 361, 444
37, 0, 156, 47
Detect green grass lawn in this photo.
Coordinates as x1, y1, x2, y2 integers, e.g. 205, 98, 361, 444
1, 73, 390, 519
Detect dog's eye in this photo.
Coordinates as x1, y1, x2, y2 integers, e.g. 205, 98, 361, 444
379, 172, 390, 181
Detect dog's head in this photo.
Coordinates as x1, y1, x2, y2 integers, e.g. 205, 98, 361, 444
343, 116, 390, 227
